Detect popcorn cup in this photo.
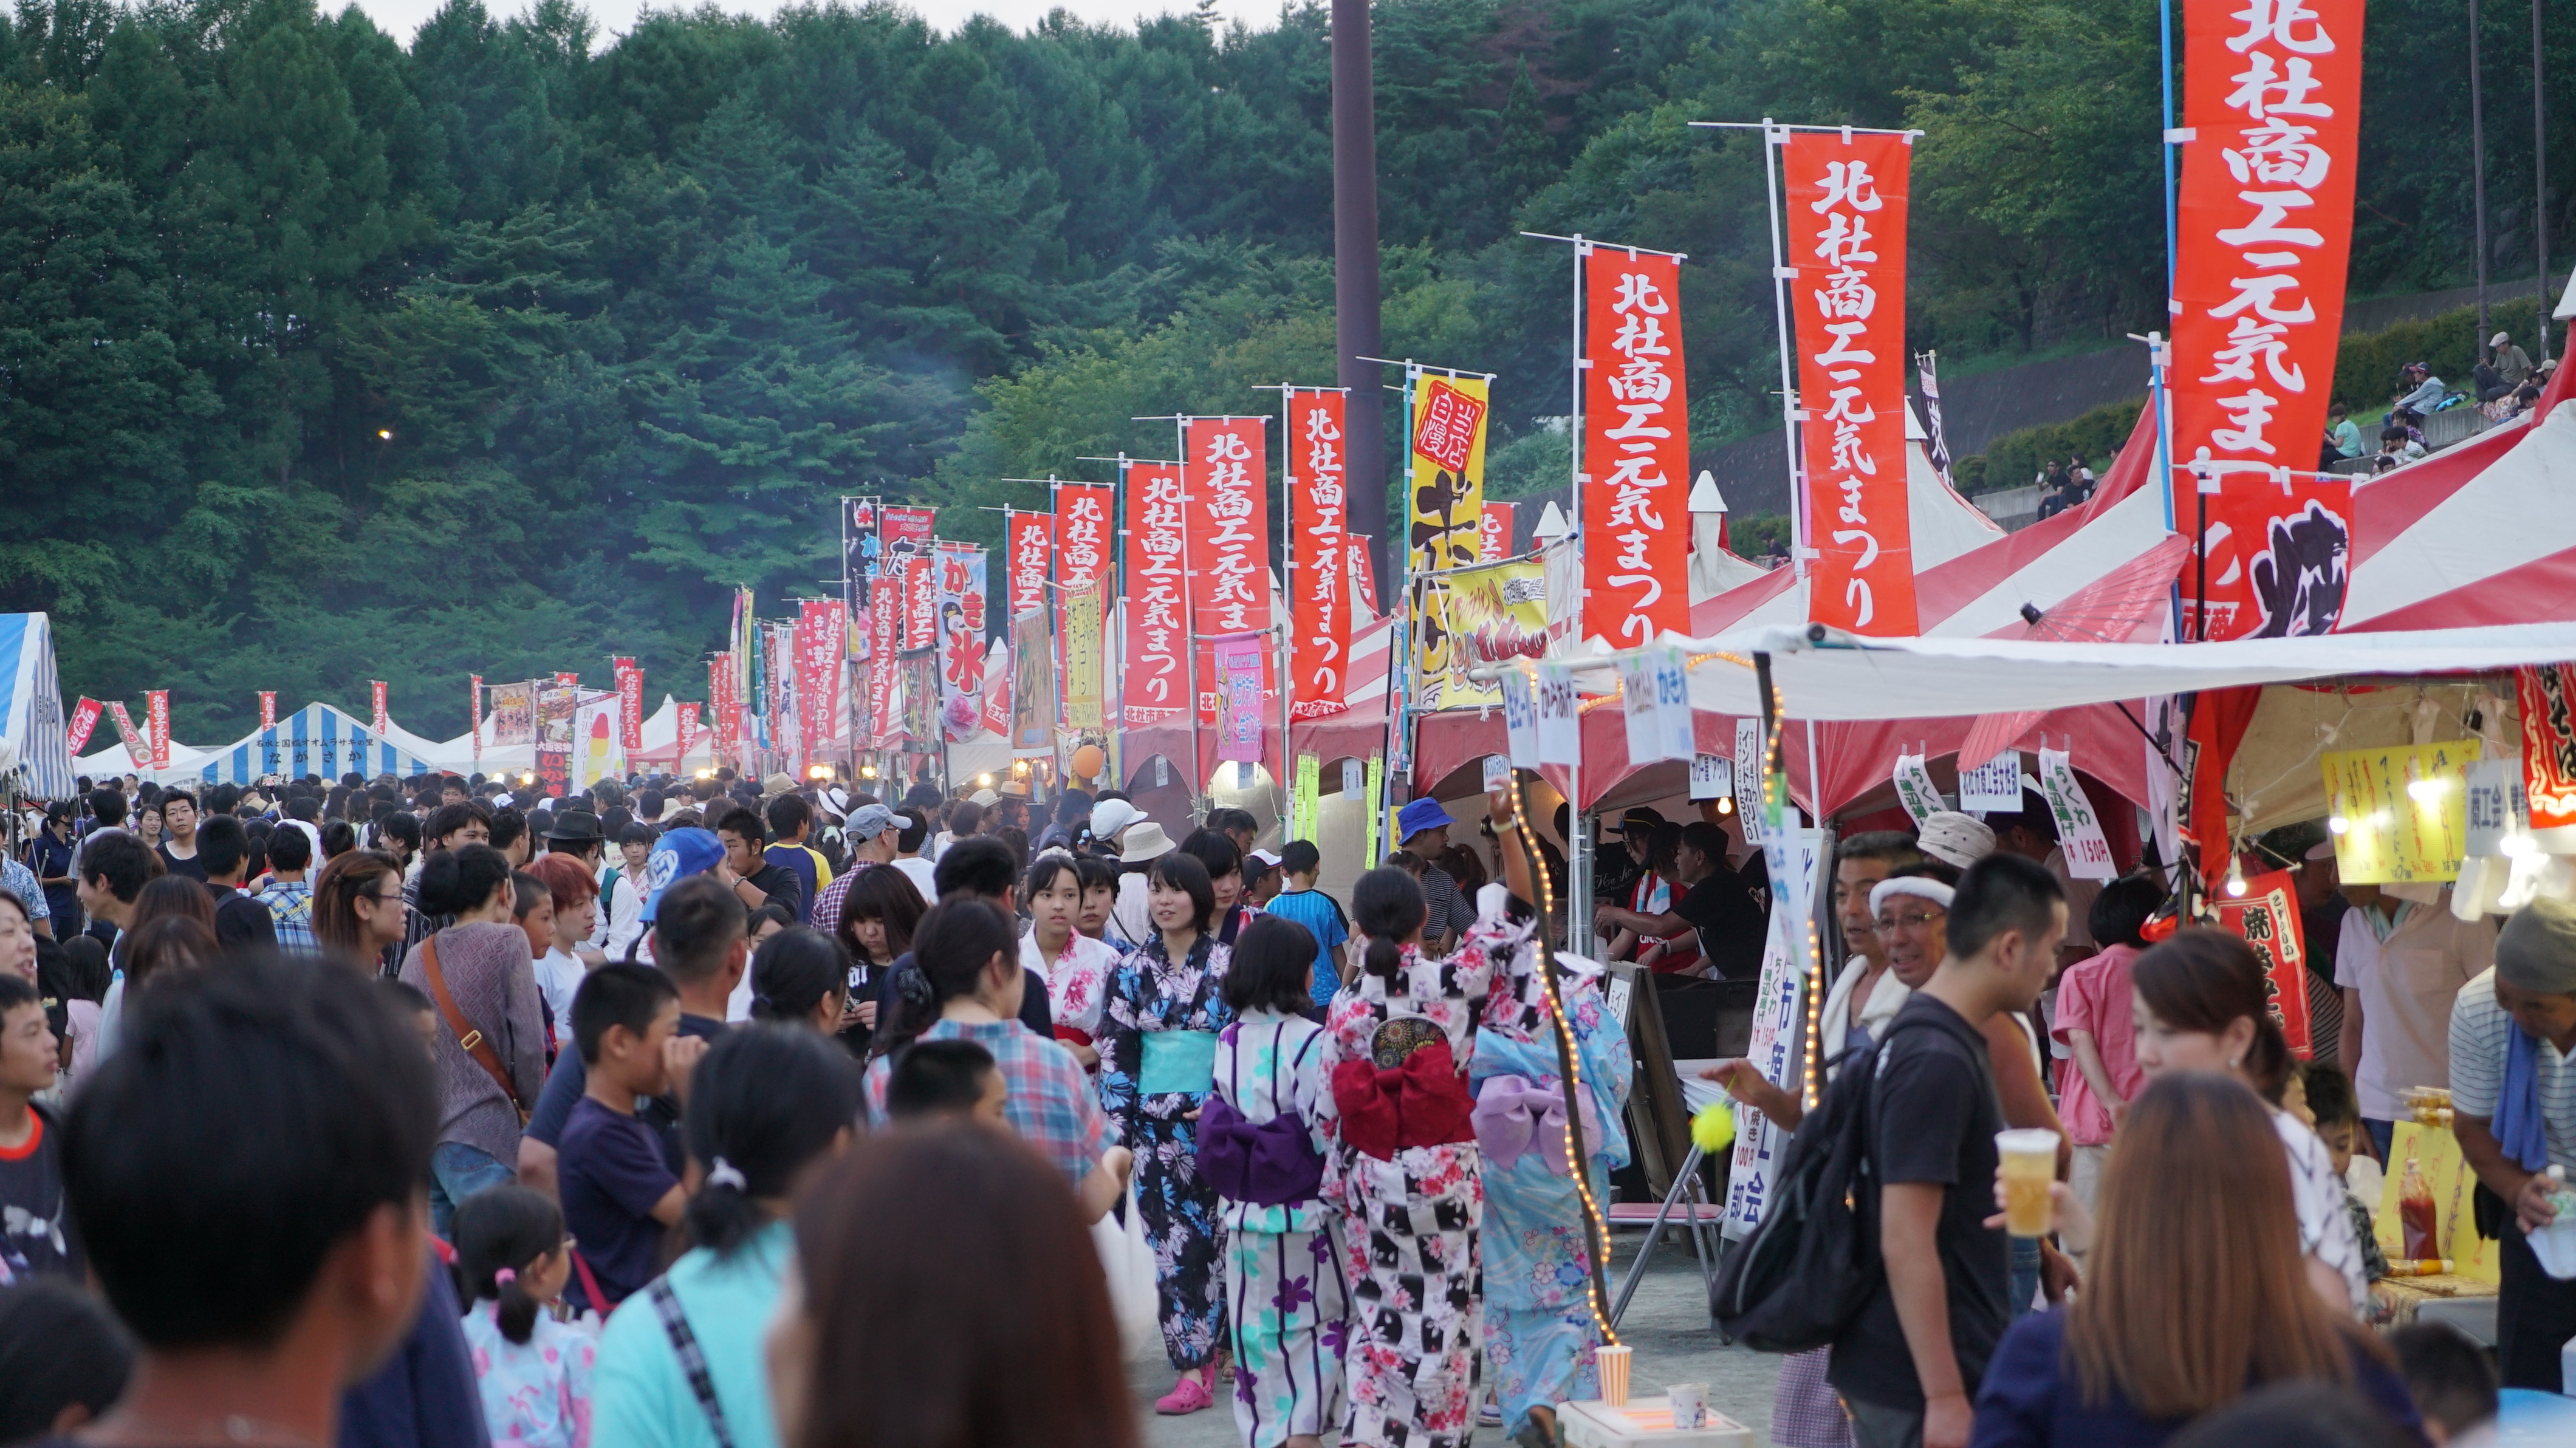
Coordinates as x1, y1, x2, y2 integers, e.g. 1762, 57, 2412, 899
1667, 1382, 1708, 1430
1595, 1344, 1632, 1406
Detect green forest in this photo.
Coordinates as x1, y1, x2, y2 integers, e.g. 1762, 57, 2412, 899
1, 0, 2565, 740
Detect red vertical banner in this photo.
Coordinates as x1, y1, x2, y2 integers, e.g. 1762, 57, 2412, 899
869, 570, 902, 743
1287, 388, 1350, 720
708, 657, 733, 763
2170, 0, 2364, 640
1349, 537, 1379, 618
258, 692, 276, 729
1123, 460, 1190, 723
614, 658, 643, 753
554, 673, 578, 687
1581, 248, 1693, 648
1184, 417, 1271, 723
147, 690, 170, 770
2214, 868, 2314, 1057
1479, 500, 1517, 561
795, 599, 845, 759
1786, 131, 1920, 637
470, 676, 483, 761
370, 681, 389, 735
1007, 511, 1052, 620
65, 698, 101, 754
1054, 483, 1115, 729
677, 702, 701, 759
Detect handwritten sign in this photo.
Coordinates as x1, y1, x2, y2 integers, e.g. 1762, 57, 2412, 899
1891, 750, 1943, 825
2322, 740, 2474, 884
1959, 750, 2023, 813
2036, 746, 2116, 881
1501, 666, 1540, 768
1690, 753, 1733, 801
1734, 717, 1766, 845
2214, 869, 2313, 1058
1536, 661, 1580, 767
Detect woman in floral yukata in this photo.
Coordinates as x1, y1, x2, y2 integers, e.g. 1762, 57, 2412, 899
1317, 851, 1521, 1448
1100, 849, 1236, 1416
1205, 913, 1349, 1448
1469, 784, 1632, 1446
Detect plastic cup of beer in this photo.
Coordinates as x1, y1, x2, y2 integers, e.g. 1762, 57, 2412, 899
1667, 1382, 1708, 1430
1996, 1129, 2062, 1238
1594, 1344, 1632, 1405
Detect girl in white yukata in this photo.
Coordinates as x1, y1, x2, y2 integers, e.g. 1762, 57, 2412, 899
1317, 863, 1523, 1448
1204, 914, 1349, 1448
1021, 851, 1122, 1071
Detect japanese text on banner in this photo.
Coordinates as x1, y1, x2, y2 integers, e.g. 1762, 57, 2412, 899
1006, 511, 1051, 621
613, 658, 643, 754
1213, 635, 1266, 765
934, 545, 987, 743
1055, 483, 1114, 729
2168, 0, 2364, 640
1786, 131, 1919, 636
1413, 556, 1547, 712
2036, 746, 2119, 880
66, 697, 101, 754
2323, 740, 2473, 883
1408, 375, 1488, 574
2215, 869, 2314, 1057
1581, 248, 1692, 648
1479, 501, 1516, 562
2517, 663, 2576, 834
1184, 418, 1272, 722
1287, 389, 1351, 719
1122, 461, 1189, 723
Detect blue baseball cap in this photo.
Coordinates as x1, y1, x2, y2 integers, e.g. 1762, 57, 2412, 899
1397, 797, 1457, 842
641, 827, 725, 924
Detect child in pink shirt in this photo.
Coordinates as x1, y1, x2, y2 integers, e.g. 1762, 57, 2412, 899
2049, 876, 2164, 1215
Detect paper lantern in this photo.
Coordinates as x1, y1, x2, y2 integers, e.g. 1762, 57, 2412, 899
1070, 743, 1105, 781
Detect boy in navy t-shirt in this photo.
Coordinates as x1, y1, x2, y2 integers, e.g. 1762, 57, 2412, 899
557, 964, 688, 1310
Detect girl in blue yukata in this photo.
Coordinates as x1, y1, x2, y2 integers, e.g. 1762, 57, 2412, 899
1100, 850, 1237, 1416
1203, 914, 1349, 1448
1470, 783, 1632, 1446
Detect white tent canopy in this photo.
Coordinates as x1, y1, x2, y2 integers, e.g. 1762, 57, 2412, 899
1657, 621, 2576, 723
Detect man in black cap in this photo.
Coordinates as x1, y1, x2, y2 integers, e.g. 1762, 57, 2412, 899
1592, 805, 1663, 909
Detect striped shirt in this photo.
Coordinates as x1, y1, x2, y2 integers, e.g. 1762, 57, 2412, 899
863, 1017, 1108, 1184
2448, 968, 2576, 1173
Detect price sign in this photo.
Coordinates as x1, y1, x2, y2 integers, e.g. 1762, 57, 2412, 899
1690, 753, 1733, 801
1501, 666, 1540, 768
1536, 661, 1580, 766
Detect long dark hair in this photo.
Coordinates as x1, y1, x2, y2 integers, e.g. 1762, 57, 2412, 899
2132, 927, 2293, 1101
836, 866, 925, 965
683, 1025, 863, 1254
451, 1185, 563, 1345
1353, 866, 1426, 982
788, 1126, 1137, 1448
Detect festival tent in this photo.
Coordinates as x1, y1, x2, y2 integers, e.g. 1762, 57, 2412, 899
192, 703, 441, 786
77, 737, 214, 784
1414, 415, 2066, 812
628, 695, 714, 772
2165, 354, 2576, 846
0, 614, 76, 801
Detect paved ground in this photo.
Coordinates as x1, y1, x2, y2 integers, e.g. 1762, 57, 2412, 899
1130, 1231, 1783, 1446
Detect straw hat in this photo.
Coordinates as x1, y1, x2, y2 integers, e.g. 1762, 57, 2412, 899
1118, 821, 1177, 863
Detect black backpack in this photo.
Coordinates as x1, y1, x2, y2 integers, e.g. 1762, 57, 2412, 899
1710, 1015, 1933, 1352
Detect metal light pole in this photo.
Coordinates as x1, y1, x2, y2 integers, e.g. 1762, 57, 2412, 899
2538, 0, 2554, 361
2476, 0, 2492, 353
1331, 0, 1388, 595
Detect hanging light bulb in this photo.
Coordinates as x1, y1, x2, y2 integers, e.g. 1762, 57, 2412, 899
2328, 814, 2350, 835
2225, 861, 2248, 898
1715, 794, 1735, 816
977, 773, 995, 788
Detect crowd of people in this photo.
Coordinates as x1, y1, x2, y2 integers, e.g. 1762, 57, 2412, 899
1706, 804, 2576, 1448
0, 756, 2567, 1448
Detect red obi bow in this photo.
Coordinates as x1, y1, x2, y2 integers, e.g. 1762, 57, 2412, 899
1331, 1037, 1475, 1161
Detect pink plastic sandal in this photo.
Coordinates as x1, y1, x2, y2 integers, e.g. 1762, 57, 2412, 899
1155, 1374, 1214, 1415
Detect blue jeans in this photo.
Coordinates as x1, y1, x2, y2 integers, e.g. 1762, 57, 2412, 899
2011, 1234, 2043, 1318
2365, 1117, 2395, 1164
429, 1142, 516, 1241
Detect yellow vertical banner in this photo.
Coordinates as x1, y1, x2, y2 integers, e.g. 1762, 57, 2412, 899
2321, 740, 2475, 884
1063, 586, 1105, 729
1365, 753, 1385, 866
1293, 752, 1320, 841
1407, 374, 1490, 720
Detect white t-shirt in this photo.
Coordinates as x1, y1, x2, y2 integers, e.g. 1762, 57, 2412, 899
891, 856, 937, 900
533, 947, 585, 1029
2273, 1106, 2371, 1315
2335, 900, 2496, 1120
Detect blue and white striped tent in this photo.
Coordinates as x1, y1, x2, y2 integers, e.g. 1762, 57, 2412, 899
0, 614, 75, 801
196, 702, 439, 786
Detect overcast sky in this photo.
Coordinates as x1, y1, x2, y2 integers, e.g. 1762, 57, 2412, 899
343, 0, 1283, 48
